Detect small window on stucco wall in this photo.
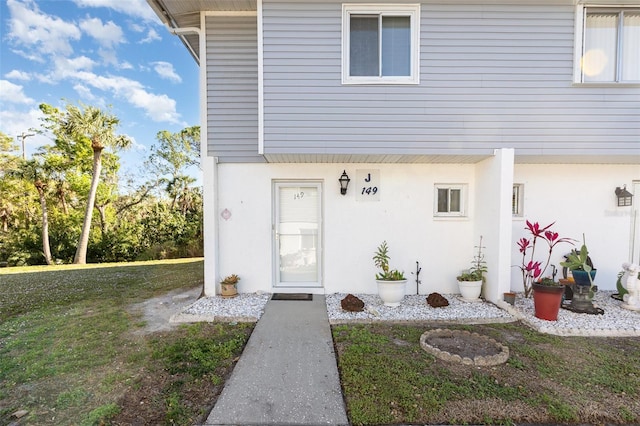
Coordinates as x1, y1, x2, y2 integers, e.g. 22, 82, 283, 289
434, 184, 467, 217
513, 184, 524, 217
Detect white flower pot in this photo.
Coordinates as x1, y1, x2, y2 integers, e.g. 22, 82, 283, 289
457, 280, 483, 302
376, 280, 407, 307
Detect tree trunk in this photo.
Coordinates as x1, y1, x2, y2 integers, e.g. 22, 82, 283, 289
58, 185, 69, 215
74, 148, 103, 264
35, 181, 53, 265
0, 206, 8, 232
96, 203, 107, 238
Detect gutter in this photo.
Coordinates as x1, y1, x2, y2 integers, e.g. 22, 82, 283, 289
146, 0, 201, 64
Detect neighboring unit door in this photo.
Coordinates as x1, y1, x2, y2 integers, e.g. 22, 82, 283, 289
273, 182, 322, 288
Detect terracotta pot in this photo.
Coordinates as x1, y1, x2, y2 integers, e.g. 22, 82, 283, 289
220, 283, 238, 298
503, 292, 516, 306
532, 282, 564, 321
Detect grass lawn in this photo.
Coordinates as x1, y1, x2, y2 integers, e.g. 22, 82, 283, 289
5, 261, 640, 426
0, 259, 253, 425
333, 323, 640, 425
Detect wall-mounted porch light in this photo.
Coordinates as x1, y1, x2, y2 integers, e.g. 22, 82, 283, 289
339, 170, 350, 195
615, 185, 633, 206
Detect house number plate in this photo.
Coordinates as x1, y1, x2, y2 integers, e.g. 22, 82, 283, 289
356, 169, 380, 201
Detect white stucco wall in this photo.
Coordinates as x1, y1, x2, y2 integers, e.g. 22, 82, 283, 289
215, 162, 490, 295
208, 161, 639, 296
510, 164, 640, 292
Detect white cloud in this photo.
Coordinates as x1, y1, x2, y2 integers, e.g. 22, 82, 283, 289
152, 62, 182, 83
72, 0, 157, 21
73, 71, 181, 123
124, 134, 147, 152
130, 22, 144, 33
79, 17, 125, 48
6, 0, 81, 57
52, 56, 96, 79
5, 70, 31, 81
0, 80, 35, 104
73, 84, 97, 101
98, 47, 119, 67
140, 28, 161, 44
0, 107, 47, 152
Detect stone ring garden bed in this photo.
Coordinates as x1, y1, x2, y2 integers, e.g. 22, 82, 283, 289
420, 328, 509, 366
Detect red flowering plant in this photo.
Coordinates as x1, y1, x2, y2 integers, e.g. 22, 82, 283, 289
516, 220, 574, 298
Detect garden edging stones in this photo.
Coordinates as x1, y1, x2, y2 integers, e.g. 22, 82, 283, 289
420, 328, 509, 366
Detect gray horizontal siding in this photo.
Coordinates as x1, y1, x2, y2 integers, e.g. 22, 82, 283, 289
261, 0, 640, 159
206, 16, 265, 163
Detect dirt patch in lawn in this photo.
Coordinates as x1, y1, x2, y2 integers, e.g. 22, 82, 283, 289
127, 286, 202, 334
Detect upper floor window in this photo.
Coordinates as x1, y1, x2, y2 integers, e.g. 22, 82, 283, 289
342, 4, 420, 85
576, 6, 640, 83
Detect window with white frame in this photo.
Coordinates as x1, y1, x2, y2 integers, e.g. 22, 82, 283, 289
512, 184, 524, 217
434, 184, 466, 217
342, 4, 420, 84
576, 6, 640, 83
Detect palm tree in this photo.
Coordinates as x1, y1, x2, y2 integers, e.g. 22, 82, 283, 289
61, 104, 131, 264
19, 158, 54, 265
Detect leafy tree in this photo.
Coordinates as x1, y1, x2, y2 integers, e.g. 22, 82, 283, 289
0, 132, 20, 233
147, 126, 200, 211
40, 103, 131, 264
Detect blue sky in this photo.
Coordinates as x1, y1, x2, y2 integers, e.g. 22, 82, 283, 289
0, 0, 200, 181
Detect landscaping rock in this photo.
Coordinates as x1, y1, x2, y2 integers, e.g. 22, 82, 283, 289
426, 292, 449, 308
341, 294, 365, 312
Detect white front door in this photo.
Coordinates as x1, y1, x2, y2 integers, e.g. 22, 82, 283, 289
273, 182, 322, 288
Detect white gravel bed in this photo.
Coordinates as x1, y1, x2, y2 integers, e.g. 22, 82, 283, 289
170, 291, 640, 337
326, 293, 514, 324
171, 293, 270, 323
509, 291, 640, 336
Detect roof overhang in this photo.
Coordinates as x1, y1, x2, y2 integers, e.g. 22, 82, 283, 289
146, 0, 258, 62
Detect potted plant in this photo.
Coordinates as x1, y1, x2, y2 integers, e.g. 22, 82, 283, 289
373, 241, 407, 307
516, 220, 574, 298
560, 234, 596, 288
220, 274, 240, 298
560, 235, 599, 313
515, 220, 574, 321
532, 275, 565, 321
456, 236, 487, 302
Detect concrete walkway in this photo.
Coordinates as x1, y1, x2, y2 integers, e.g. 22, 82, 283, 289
205, 295, 349, 425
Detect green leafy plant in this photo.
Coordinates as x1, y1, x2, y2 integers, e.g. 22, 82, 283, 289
560, 234, 594, 289
457, 236, 488, 282
221, 274, 240, 285
560, 235, 591, 272
373, 241, 406, 281
537, 277, 560, 287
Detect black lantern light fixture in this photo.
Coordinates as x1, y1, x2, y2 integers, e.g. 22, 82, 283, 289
615, 185, 633, 207
338, 170, 350, 195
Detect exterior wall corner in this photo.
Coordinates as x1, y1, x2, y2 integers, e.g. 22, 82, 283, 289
475, 148, 515, 302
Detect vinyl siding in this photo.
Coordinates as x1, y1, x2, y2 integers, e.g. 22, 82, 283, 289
261, 0, 640, 160
206, 15, 264, 162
